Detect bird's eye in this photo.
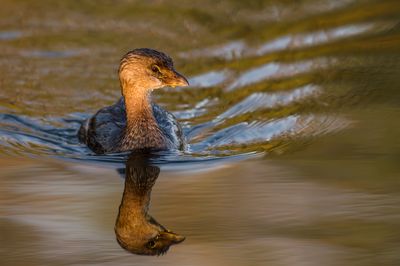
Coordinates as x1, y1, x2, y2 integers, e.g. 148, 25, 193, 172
147, 239, 157, 249
151, 65, 161, 74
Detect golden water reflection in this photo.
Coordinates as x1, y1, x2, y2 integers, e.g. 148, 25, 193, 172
115, 152, 185, 256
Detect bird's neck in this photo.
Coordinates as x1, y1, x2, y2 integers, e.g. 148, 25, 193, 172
115, 175, 151, 241
118, 174, 151, 218
120, 83, 168, 150
120, 83, 166, 150
123, 87, 155, 128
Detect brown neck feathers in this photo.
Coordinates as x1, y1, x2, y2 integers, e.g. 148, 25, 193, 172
120, 84, 166, 150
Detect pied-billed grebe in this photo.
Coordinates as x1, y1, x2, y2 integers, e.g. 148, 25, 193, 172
78, 48, 189, 154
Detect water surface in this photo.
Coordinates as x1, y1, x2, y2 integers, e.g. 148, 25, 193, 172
1, 0, 400, 265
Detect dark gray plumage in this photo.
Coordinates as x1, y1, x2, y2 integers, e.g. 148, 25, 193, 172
78, 97, 184, 154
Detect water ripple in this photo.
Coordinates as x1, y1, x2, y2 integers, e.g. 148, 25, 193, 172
256, 22, 381, 55
179, 40, 246, 60
226, 58, 332, 91
188, 70, 229, 88
217, 85, 319, 121
0, 31, 23, 41
195, 115, 343, 148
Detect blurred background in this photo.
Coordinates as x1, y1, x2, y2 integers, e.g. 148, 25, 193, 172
0, 0, 400, 265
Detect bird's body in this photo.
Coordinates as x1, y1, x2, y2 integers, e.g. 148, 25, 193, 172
78, 48, 188, 154
78, 97, 184, 154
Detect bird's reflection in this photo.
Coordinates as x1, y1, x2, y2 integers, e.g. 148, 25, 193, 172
114, 152, 185, 256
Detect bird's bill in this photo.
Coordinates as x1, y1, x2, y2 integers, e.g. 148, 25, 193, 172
166, 69, 189, 88
159, 230, 186, 244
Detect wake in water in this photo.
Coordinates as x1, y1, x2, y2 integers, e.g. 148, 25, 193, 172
0, 74, 349, 167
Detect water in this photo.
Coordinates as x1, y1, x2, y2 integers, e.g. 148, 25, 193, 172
1, 0, 400, 265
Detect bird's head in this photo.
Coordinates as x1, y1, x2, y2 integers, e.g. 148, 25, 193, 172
118, 48, 189, 96
116, 215, 185, 256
